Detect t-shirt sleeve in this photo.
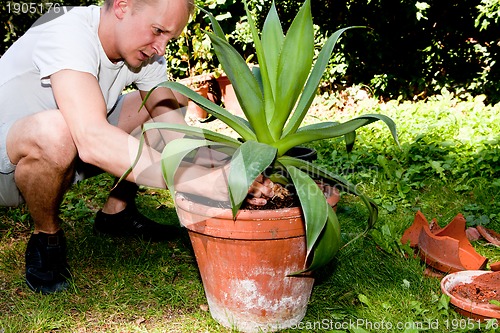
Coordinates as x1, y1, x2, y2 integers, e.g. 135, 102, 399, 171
134, 55, 168, 92
32, 22, 99, 83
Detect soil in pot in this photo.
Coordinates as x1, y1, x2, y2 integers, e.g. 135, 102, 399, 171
241, 183, 299, 210
240, 182, 340, 211
450, 271, 500, 304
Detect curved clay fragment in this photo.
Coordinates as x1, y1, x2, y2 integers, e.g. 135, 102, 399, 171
476, 225, 500, 247
401, 211, 488, 273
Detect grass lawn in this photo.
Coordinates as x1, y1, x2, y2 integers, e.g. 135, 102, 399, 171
1, 90, 499, 332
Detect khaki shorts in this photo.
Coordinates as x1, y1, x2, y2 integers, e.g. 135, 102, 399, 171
0, 95, 124, 207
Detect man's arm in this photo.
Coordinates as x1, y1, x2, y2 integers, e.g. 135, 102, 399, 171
50, 69, 231, 199
51, 69, 167, 187
51, 69, 272, 202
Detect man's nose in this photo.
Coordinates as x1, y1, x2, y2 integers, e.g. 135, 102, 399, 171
152, 36, 169, 56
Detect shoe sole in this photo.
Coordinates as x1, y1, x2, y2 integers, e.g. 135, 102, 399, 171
26, 278, 69, 295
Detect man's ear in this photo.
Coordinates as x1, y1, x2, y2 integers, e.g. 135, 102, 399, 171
113, 0, 129, 19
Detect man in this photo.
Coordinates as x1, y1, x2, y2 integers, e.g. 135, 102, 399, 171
0, 0, 273, 294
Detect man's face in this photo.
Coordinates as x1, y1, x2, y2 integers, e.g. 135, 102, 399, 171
115, 0, 189, 68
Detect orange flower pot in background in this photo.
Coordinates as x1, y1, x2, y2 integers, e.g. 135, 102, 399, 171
179, 73, 215, 120
216, 73, 244, 117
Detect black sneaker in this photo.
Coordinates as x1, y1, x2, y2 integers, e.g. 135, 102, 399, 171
25, 230, 70, 294
93, 204, 180, 241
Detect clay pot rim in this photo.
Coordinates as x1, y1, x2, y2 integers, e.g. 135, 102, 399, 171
175, 193, 303, 220
441, 270, 500, 319
175, 188, 340, 240
175, 185, 340, 221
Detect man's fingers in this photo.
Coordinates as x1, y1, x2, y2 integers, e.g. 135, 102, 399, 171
245, 176, 276, 206
246, 197, 268, 206
248, 179, 274, 198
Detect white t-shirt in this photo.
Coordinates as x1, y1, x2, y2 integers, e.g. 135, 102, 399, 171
0, 5, 167, 118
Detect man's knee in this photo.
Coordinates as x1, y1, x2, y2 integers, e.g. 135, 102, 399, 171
7, 110, 77, 167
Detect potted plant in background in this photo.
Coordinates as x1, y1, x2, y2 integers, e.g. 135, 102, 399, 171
166, 0, 255, 120
165, 1, 222, 120
129, 0, 399, 331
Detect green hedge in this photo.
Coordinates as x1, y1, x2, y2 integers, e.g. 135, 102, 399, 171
166, 0, 500, 103
253, 0, 500, 103
3, 0, 499, 103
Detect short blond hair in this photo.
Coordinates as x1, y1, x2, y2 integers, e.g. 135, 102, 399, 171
103, 0, 194, 15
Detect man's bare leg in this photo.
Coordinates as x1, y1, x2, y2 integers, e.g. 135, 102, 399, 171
6, 110, 77, 294
7, 110, 78, 233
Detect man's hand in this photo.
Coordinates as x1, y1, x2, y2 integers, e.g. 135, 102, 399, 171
247, 174, 275, 206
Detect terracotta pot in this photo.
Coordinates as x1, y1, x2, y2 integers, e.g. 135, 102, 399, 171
188, 83, 210, 120
179, 74, 215, 120
441, 270, 500, 321
216, 74, 244, 116
175, 193, 318, 332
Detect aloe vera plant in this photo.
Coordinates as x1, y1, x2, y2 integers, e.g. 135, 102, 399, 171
135, 0, 399, 272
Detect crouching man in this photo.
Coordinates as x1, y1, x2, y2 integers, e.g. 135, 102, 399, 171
0, 0, 273, 294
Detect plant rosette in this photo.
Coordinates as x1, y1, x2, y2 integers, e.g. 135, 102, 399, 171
136, 0, 399, 272
125, 0, 399, 331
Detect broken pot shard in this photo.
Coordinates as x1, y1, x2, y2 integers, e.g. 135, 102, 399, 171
401, 211, 488, 273
476, 225, 500, 247
401, 210, 429, 247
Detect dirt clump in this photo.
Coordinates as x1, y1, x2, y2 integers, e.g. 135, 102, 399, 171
450, 272, 500, 304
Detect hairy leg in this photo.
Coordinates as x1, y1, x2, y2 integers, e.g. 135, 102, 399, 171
6, 110, 78, 234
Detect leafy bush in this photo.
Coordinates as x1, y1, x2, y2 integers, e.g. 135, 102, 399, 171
165, 0, 253, 80
3, 0, 499, 102
165, 0, 500, 103
476, 0, 500, 30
